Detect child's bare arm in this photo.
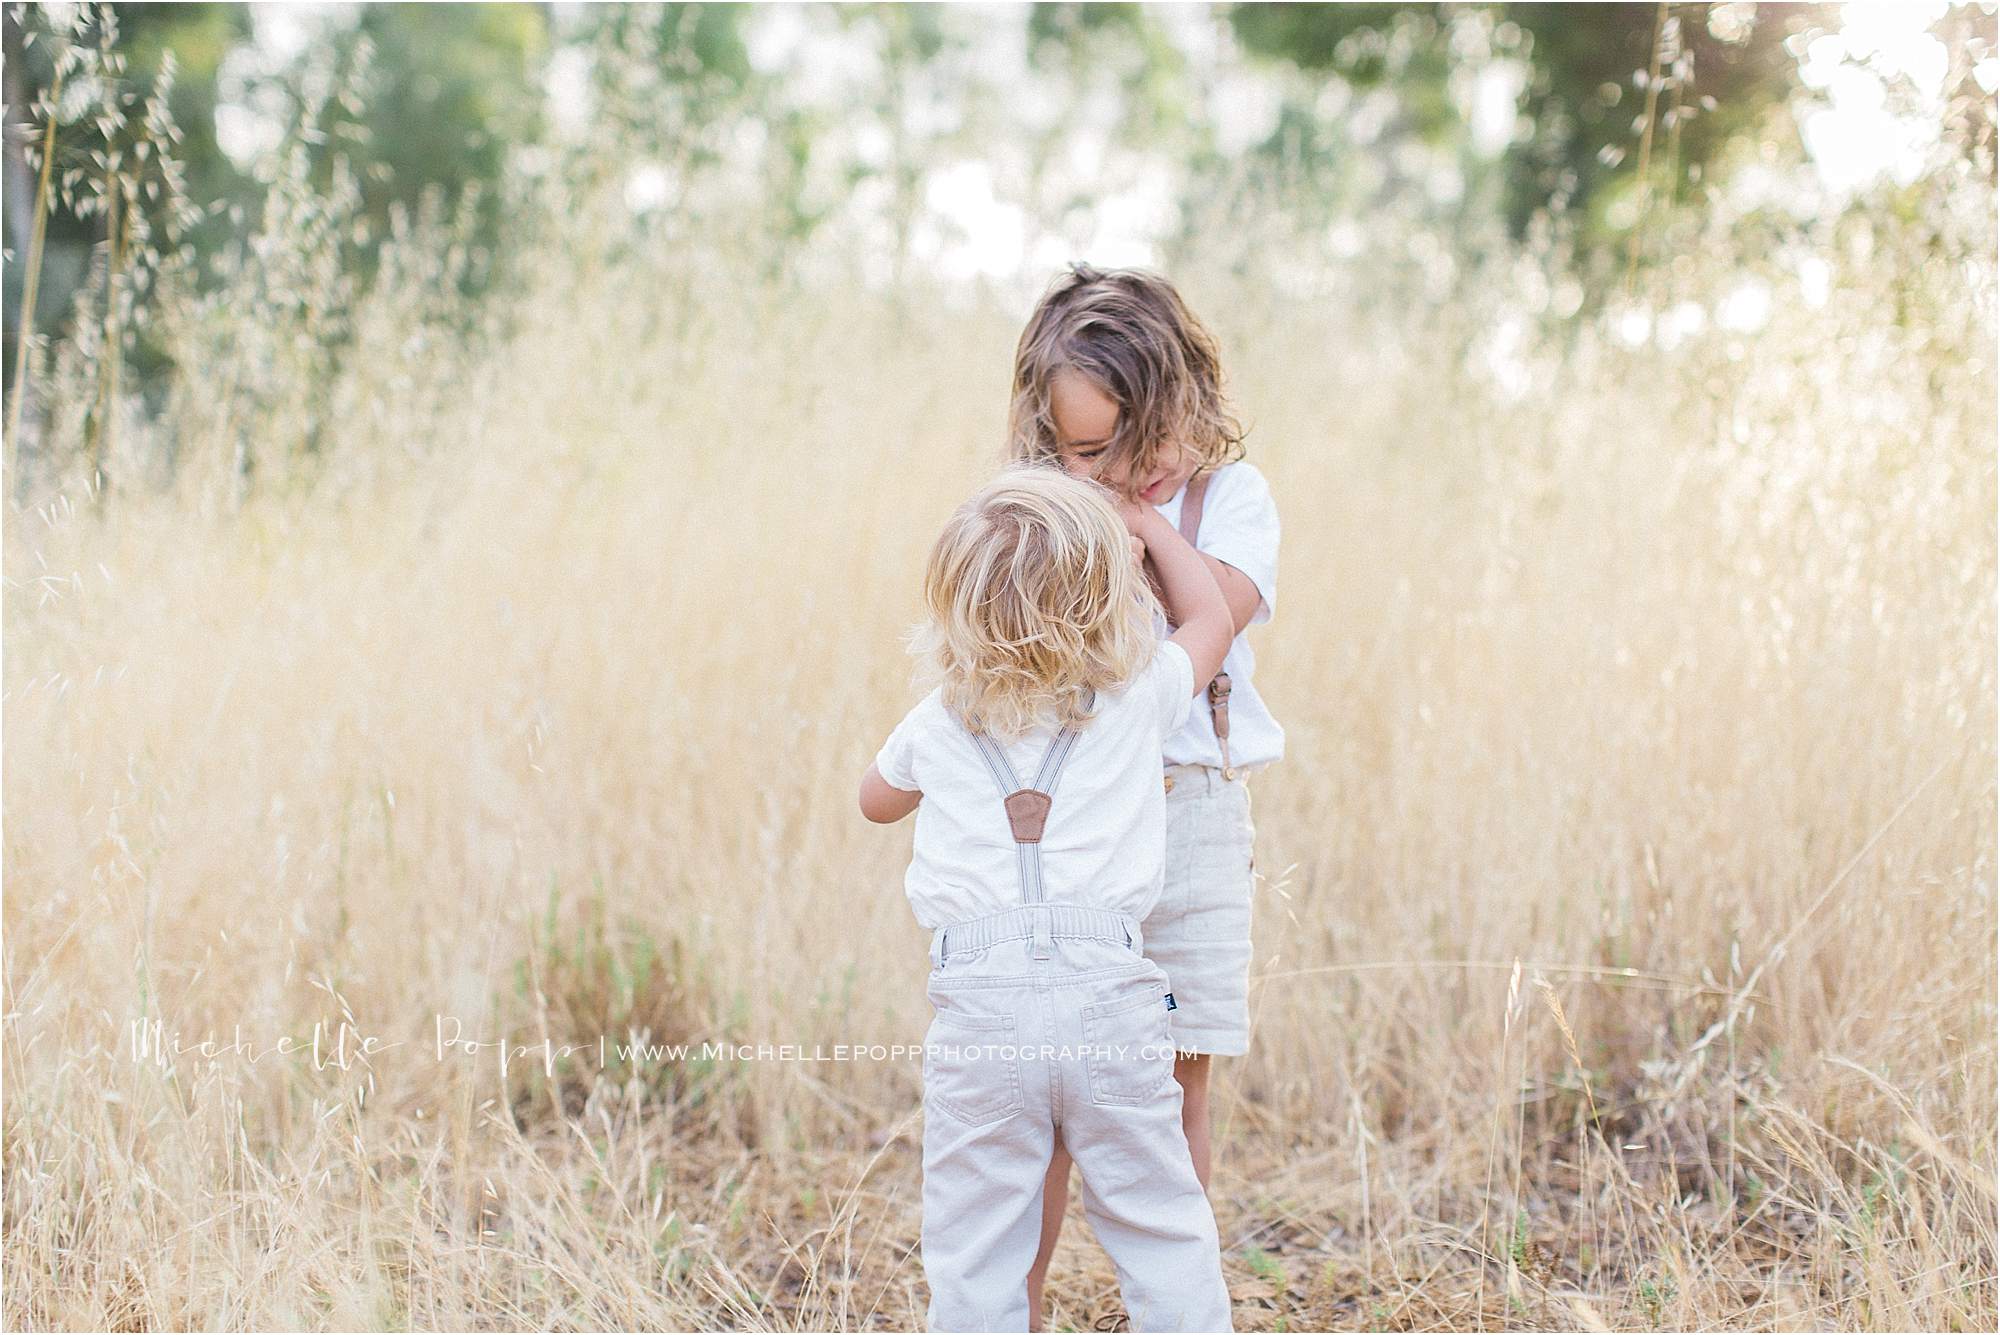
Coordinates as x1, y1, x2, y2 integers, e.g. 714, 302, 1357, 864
1200, 554, 1264, 635
1127, 505, 1231, 688
1146, 551, 1263, 636
859, 762, 921, 823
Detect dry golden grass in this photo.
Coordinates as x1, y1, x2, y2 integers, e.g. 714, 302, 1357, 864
4, 224, 1995, 1331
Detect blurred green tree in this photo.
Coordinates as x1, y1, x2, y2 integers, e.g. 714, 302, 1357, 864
344, 2, 548, 225
4, 2, 550, 358
1229, 2, 1817, 239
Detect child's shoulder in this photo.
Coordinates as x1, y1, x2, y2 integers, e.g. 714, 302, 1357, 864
902, 686, 949, 731
884, 687, 950, 747
1210, 458, 1275, 501
1095, 639, 1194, 734
878, 686, 954, 783
1196, 459, 1278, 531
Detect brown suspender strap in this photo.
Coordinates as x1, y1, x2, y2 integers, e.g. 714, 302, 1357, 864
1172, 472, 1234, 777
1177, 470, 1211, 544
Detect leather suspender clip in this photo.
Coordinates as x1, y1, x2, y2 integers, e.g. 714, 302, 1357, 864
1208, 671, 1234, 779
1003, 790, 1052, 842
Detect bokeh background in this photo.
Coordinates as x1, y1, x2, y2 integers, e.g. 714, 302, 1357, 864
4, 3, 1996, 1331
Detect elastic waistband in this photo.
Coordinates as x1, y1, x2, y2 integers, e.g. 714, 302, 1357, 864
930, 904, 1142, 967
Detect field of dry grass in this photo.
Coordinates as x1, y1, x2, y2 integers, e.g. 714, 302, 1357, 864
4, 180, 1996, 1331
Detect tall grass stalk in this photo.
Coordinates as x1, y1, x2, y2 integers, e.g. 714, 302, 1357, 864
5, 45, 63, 459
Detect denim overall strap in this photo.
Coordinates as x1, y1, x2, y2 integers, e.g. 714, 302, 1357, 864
967, 703, 1088, 908
929, 692, 1127, 969
964, 692, 1095, 962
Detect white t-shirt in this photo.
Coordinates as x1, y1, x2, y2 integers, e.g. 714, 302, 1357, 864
873, 640, 1196, 929
1154, 461, 1285, 771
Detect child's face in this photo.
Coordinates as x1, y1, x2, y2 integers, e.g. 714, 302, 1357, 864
1049, 368, 1198, 505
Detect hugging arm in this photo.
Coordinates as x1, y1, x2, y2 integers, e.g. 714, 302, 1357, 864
1200, 554, 1264, 636
859, 763, 922, 823
1127, 505, 1231, 689
1149, 551, 1262, 637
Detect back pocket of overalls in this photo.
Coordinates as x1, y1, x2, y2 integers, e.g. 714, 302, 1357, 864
924, 1008, 1022, 1127
1080, 983, 1174, 1107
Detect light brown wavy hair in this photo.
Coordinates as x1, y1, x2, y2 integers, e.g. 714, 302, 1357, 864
1006, 263, 1246, 496
915, 465, 1160, 741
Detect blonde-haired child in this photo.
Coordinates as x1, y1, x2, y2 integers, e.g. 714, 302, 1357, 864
1008, 263, 1285, 1326
861, 464, 1236, 1331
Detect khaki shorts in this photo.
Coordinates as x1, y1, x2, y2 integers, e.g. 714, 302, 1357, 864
1144, 764, 1255, 1056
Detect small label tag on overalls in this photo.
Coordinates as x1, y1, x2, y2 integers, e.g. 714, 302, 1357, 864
1164, 992, 1177, 1011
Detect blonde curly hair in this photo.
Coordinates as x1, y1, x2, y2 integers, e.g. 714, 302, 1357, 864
915, 465, 1159, 741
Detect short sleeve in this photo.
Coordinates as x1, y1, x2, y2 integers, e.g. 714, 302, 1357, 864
1196, 463, 1280, 625
873, 691, 936, 792
1151, 639, 1196, 733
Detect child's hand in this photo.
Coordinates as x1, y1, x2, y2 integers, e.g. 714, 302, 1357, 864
1114, 496, 1153, 539
1128, 533, 1147, 569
